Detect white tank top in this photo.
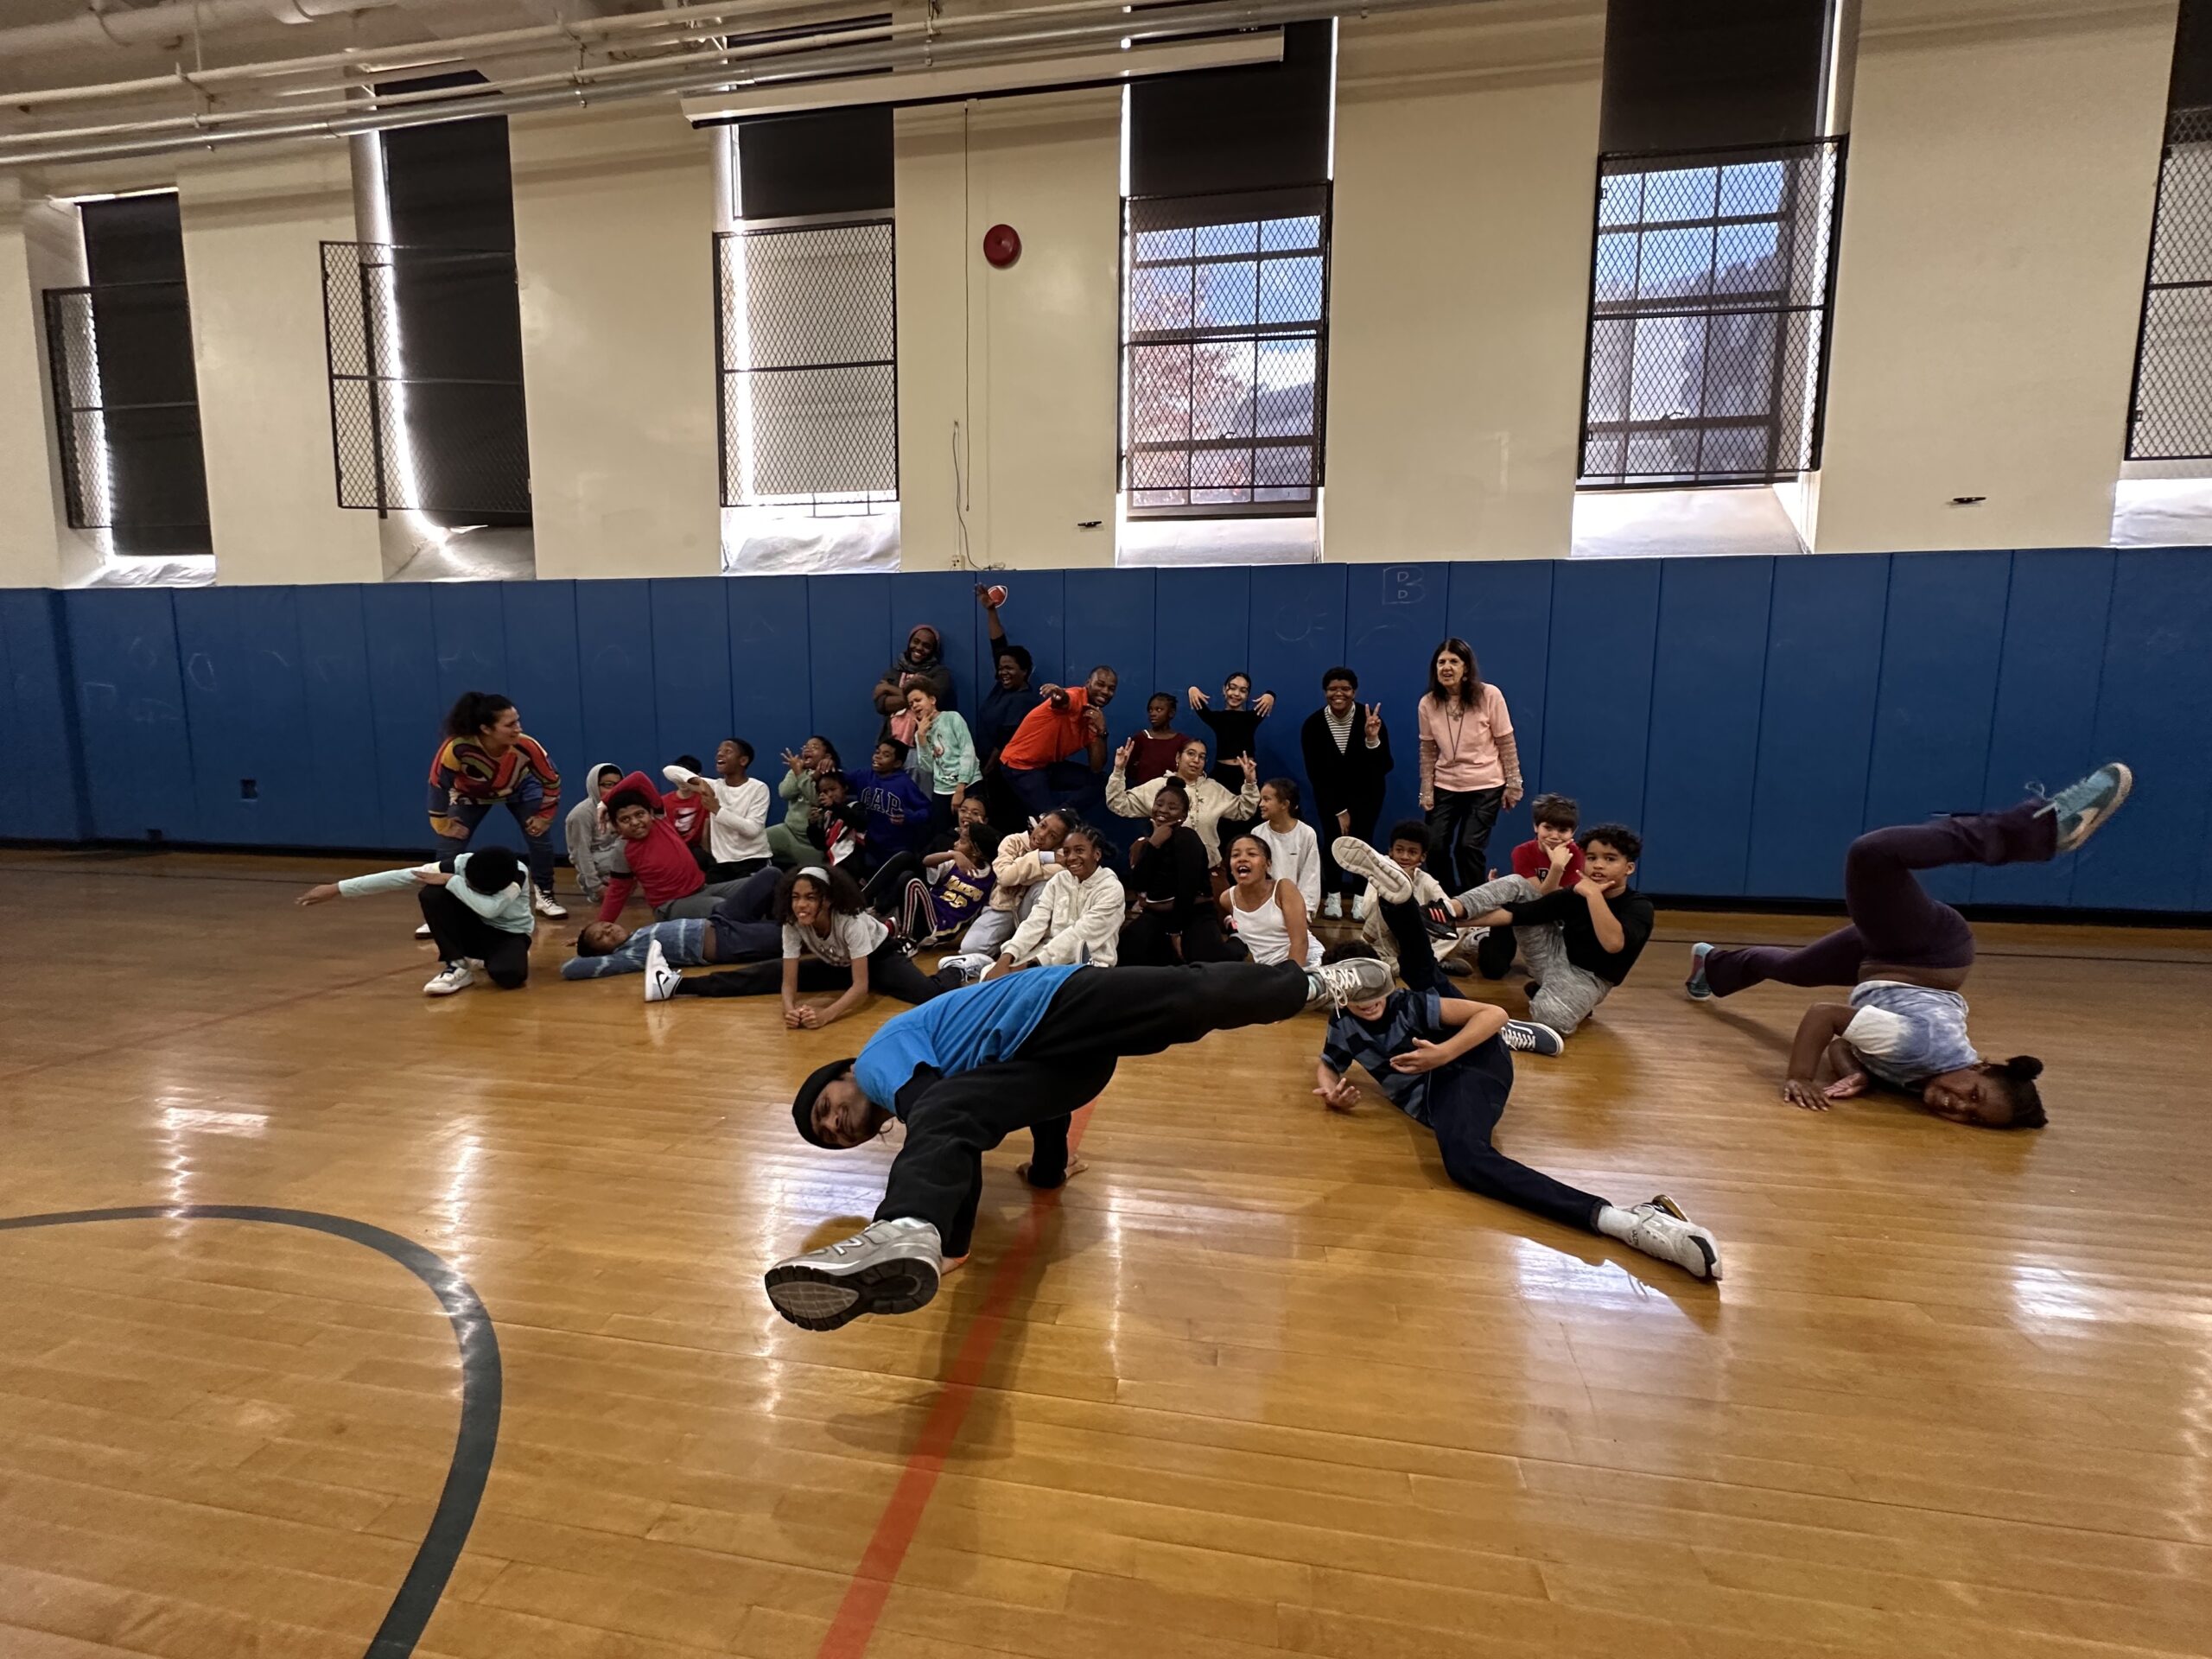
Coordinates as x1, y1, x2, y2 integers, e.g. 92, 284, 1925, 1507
1231, 880, 1323, 969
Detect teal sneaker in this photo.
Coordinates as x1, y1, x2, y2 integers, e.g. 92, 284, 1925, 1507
2040, 763, 2133, 854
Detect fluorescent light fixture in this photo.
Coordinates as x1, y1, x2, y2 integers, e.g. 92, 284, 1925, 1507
680, 32, 1282, 124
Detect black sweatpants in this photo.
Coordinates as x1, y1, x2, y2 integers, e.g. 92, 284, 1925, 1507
876, 961, 1312, 1249
1376, 898, 1603, 1232
1116, 906, 1241, 966
419, 886, 531, 988
672, 942, 959, 1003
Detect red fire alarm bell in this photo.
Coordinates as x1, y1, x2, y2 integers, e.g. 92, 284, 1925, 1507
982, 223, 1021, 269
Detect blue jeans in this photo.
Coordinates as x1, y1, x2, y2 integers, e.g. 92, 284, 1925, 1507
437, 794, 556, 893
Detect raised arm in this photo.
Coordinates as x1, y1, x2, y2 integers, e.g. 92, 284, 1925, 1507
1105, 764, 1151, 820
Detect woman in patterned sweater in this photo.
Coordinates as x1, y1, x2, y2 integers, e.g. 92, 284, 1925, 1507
428, 691, 567, 921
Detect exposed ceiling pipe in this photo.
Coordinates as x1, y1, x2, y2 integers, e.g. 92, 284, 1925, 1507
0, 0, 1460, 168
6, 3, 883, 145
0, 0, 861, 96
0, 0, 410, 60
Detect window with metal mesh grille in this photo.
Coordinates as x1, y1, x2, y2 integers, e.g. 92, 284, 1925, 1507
1122, 185, 1331, 519
1580, 137, 1844, 489
715, 218, 898, 518
2128, 107, 2212, 461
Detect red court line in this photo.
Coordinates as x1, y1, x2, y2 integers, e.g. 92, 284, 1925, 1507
814, 1102, 1095, 1659
0, 960, 429, 1084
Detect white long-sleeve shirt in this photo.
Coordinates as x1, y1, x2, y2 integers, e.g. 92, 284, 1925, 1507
1002, 866, 1125, 968
1251, 818, 1320, 913
1107, 767, 1260, 865
664, 766, 772, 865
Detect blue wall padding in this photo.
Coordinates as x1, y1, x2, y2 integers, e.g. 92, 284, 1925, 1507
8, 547, 2203, 913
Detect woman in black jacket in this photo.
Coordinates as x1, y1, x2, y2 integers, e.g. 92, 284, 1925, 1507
1300, 665, 1394, 918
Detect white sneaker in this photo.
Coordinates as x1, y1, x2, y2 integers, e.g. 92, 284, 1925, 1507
643, 938, 682, 1003
1305, 956, 1395, 1011
531, 886, 569, 920
415, 922, 434, 940
1322, 892, 1344, 920
423, 962, 476, 996
1351, 893, 1370, 921
1621, 1195, 1721, 1281
1332, 836, 1411, 906
939, 951, 992, 985
764, 1217, 944, 1330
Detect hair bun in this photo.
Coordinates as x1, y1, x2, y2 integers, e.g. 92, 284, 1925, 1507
2003, 1055, 2045, 1081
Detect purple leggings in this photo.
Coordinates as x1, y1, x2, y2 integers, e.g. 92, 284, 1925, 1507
1704, 800, 2056, 997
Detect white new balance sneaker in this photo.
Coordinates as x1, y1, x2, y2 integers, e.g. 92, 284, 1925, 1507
1332, 836, 1412, 906
1305, 956, 1395, 1011
423, 962, 476, 996
765, 1217, 945, 1331
644, 938, 683, 1002
1621, 1195, 1722, 1281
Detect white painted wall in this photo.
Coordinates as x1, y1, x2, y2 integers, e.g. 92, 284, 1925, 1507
895, 92, 1122, 571
509, 105, 721, 579
178, 149, 385, 585
1810, 0, 2177, 552
1325, 2, 1605, 563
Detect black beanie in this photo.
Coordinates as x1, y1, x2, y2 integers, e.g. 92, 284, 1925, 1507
792, 1058, 857, 1147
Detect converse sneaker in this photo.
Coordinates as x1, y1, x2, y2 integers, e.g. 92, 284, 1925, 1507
2039, 762, 2133, 854
1621, 1195, 1722, 1281
764, 1217, 945, 1331
1685, 941, 1713, 1001
532, 887, 569, 921
423, 962, 476, 996
1333, 836, 1412, 906
1499, 1019, 1564, 1057
643, 938, 682, 1003
1305, 956, 1395, 1011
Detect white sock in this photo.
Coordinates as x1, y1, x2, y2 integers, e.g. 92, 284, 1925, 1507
1592, 1204, 1636, 1244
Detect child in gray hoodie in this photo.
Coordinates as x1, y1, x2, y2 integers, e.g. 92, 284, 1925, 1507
564, 760, 629, 906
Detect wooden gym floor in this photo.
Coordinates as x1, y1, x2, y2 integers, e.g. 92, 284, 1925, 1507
3, 847, 2212, 1659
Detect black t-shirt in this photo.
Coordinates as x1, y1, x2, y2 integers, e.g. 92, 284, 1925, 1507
1504, 887, 1655, 985
1195, 707, 1262, 791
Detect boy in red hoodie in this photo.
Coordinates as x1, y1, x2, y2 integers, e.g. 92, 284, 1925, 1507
596, 772, 756, 922
1478, 792, 1584, 981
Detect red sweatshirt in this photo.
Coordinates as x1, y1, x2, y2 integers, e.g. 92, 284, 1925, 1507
597, 772, 707, 921
1511, 836, 1584, 892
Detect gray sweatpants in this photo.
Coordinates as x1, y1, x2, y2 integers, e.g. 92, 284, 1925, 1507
1453, 873, 1612, 1036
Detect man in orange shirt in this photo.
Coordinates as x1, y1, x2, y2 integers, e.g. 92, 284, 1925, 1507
997, 664, 1117, 821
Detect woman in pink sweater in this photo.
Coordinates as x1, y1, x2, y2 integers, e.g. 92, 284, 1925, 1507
1416, 638, 1522, 893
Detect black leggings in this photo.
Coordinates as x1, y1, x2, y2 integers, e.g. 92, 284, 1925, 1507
876, 963, 1312, 1246
419, 886, 531, 988
1374, 898, 1604, 1232
671, 943, 957, 1003
1704, 800, 2056, 997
